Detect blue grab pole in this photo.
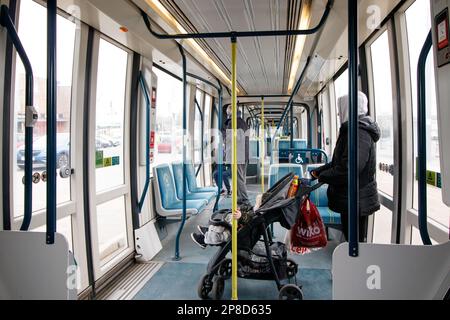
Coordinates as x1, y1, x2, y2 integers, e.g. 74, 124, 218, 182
0, 5, 35, 231
417, 31, 433, 246
175, 44, 187, 260
348, 0, 359, 257
46, 0, 57, 245
138, 72, 151, 212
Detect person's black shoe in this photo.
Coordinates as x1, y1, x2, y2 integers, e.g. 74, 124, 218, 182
220, 189, 227, 195
191, 233, 207, 249
227, 191, 232, 197
197, 226, 209, 236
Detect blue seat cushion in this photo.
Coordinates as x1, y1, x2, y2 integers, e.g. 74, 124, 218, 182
184, 194, 209, 203
165, 199, 206, 212
192, 186, 218, 195
188, 191, 216, 203
317, 207, 341, 226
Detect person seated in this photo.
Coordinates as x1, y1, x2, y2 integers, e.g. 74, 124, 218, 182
191, 206, 254, 249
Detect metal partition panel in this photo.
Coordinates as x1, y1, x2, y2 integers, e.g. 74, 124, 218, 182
332, 242, 450, 300
0, 232, 73, 300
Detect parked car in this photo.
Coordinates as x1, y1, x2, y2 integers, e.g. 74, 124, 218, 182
157, 135, 173, 154
17, 133, 70, 170
17, 133, 118, 170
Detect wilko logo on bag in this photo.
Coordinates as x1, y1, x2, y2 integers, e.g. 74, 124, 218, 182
289, 198, 327, 254
297, 225, 322, 238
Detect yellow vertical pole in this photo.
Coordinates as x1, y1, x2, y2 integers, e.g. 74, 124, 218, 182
231, 37, 238, 301
261, 97, 265, 194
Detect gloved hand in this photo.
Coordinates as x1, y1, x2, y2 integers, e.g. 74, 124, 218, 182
310, 170, 319, 181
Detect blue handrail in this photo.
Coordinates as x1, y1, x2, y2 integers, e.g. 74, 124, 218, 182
0, 5, 35, 231
417, 31, 433, 246
46, 0, 57, 244
174, 44, 187, 261
348, 0, 359, 257
138, 72, 151, 213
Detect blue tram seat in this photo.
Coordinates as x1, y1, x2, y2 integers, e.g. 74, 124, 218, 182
171, 162, 216, 203
153, 164, 207, 218
186, 163, 219, 195
268, 164, 303, 189
306, 165, 341, 230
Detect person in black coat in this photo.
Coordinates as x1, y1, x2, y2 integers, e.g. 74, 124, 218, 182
311, 91, 381, 242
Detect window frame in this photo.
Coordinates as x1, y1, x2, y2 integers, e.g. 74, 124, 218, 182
394, 0, 449, 244
87, 32, 135, 278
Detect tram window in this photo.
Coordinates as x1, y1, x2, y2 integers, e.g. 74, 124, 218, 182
13, 0, 76, 217
369, 31, 395, 197
333, 69, 348, 131
194, 90, 204, 168
300, 113, 307, 140
203, 94, 212, 163
405, 0, 449, 229
153, 68, 183, 167
95, 39, 128, 193
96, 196, 128, 265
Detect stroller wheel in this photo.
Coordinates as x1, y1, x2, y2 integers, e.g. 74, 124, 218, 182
211, 276, 225, 300
198, 275, 213, 300
286, 259, 298, 278
279, 284, 303, 301
219, 259, 232, 279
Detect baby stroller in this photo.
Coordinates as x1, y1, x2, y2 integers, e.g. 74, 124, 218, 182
197, 173, 324, 300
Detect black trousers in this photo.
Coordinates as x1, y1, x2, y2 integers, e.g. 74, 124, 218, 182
340, 214, 369, 242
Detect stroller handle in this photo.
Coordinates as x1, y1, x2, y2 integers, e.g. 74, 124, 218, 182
295, 181, 325, 200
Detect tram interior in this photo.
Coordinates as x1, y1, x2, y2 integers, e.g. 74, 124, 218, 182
0, 0, 449, 300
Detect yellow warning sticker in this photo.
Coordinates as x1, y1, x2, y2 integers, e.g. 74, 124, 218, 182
103, 157, 112, 168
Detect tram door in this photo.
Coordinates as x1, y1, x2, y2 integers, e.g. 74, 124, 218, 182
87, 35, 134, 280
366, 26, 397, 244
10, 0, 79, 276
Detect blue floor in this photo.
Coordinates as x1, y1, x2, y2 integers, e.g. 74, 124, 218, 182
135, 184, 337, 300
134, 262, 332, 300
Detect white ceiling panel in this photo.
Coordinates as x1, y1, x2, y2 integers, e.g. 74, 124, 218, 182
171, 0, 291, 95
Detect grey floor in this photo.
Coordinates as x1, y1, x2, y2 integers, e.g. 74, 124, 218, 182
134, 184, 339, 300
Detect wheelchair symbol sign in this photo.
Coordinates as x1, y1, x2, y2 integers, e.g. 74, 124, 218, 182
294, 154, 303, 164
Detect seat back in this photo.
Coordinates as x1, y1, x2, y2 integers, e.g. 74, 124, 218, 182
305, 165, 329, 207
155, 164, 179, 207
277, 139, 308, 162
268, 164, 303, 189
185, 162, 199, 193
172, 162, 194, 200
309, 182, 329, 207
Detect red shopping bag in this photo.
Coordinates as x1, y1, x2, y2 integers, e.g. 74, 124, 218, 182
290, 198, 327, 254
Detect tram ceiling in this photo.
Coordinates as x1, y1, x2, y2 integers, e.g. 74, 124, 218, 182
136, 0, 401, 98
54, 0, 403, 100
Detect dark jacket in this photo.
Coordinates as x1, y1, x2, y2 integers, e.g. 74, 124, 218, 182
224, 114, 250, 164
315, 116, 381, 216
